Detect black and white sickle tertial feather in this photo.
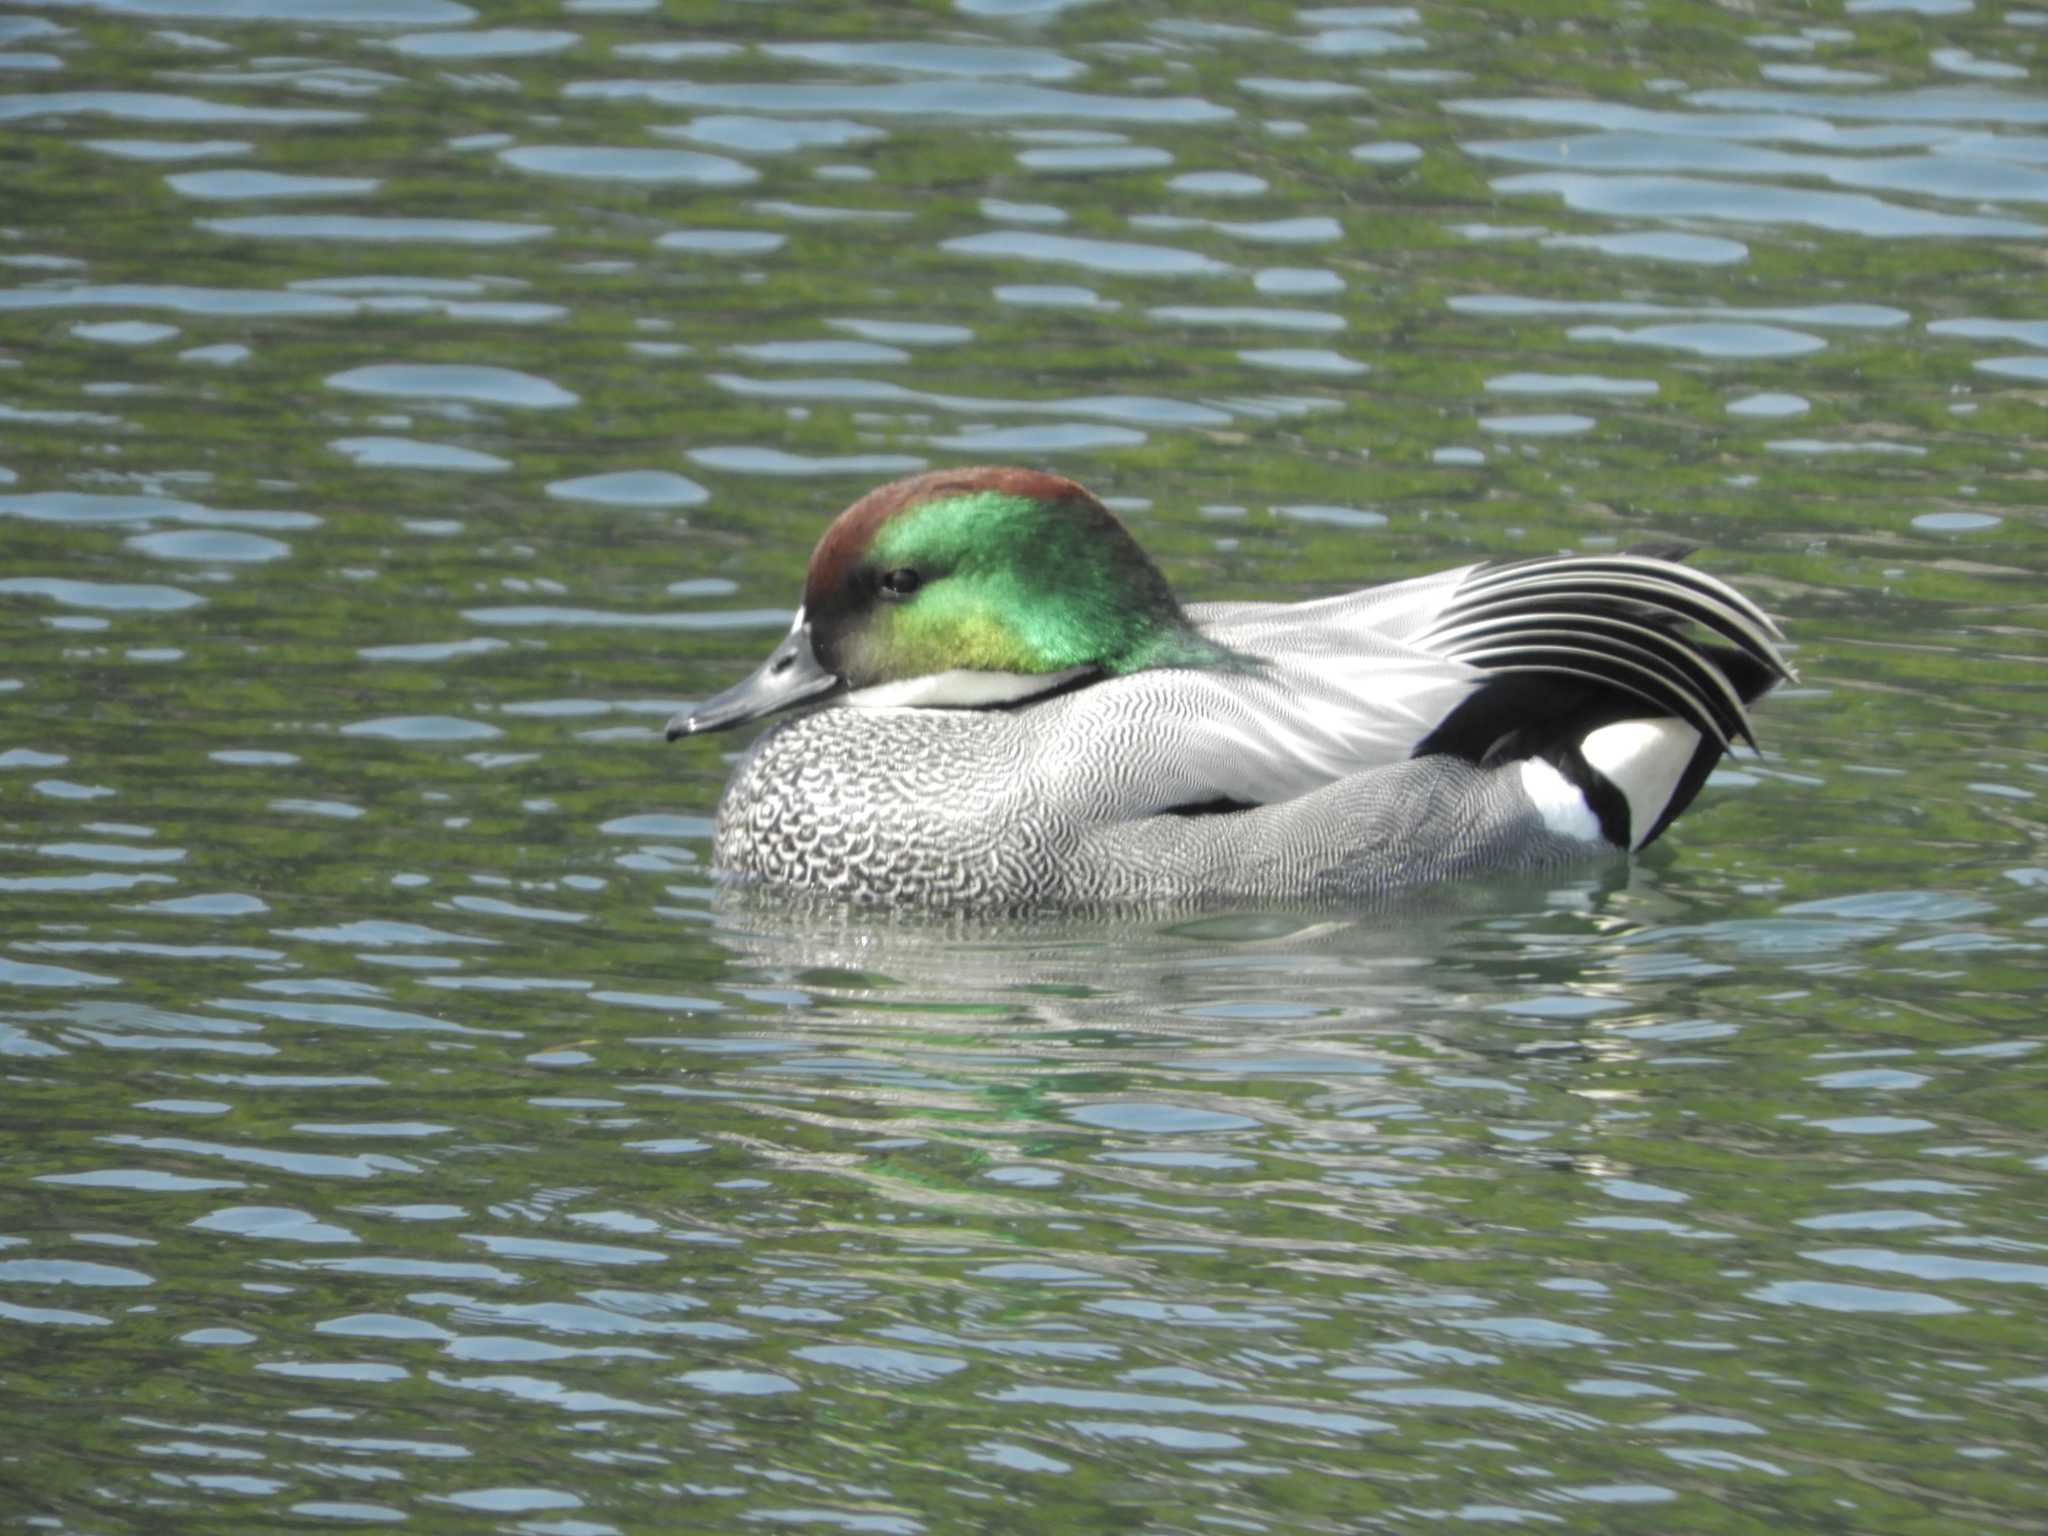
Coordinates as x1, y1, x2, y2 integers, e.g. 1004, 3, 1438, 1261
1416, 554, 1789, 749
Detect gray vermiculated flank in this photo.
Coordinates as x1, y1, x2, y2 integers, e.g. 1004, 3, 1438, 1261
715, 705, 1594, 908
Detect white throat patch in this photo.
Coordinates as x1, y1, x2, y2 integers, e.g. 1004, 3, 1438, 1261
844, 666, 1095, 711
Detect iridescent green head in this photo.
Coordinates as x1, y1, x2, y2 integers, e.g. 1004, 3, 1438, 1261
670, 467, 1230, 737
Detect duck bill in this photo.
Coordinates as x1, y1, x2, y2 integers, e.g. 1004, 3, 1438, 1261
667, 619, 843, 739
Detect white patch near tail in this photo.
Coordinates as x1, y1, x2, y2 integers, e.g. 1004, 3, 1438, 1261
1517, 758, 1602, 843
1580, 718, 1704, 851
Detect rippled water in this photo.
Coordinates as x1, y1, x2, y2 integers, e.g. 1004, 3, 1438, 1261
3, 2, 2045, 1532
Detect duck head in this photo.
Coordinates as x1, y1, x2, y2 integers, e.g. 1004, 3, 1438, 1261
668, 466, 1223, 738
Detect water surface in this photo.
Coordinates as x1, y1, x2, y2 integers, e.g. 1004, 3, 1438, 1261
2, 2, 2045, 1532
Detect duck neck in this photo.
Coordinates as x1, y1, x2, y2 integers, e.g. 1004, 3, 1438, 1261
1116, 617, 1253, 677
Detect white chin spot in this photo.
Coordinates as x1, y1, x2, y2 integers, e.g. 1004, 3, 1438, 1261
1518, 757, 1603, 843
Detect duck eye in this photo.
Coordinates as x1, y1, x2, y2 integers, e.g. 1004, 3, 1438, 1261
878, 567, 922, 600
